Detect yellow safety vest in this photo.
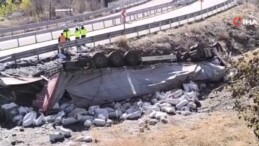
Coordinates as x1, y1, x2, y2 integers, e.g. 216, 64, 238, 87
66, 30, 71, 38
63, 31, 67, 38
80, 28, 87, 35
75, 30, 80, 38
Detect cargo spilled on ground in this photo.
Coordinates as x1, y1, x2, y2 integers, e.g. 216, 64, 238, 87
0, 2, 258, 146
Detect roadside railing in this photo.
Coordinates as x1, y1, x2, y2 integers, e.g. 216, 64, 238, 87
0, 0, 183, 50
0, 0, 149, 38
0, 0, 236, 63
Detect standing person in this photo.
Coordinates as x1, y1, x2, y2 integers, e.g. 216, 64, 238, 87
63, 30, 67, 39
75, 28, 81, 39
58, 33, 66, 43
80, 26, 88, 38
66, 28, 71, 41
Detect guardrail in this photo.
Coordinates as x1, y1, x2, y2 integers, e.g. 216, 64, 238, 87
0, 0, 182, 50
0, 0, 149, 38
0, 0, 237, 64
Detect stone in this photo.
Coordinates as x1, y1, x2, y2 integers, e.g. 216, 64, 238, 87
0, 63, 5, 71
180, 106, 190, 112
75, 136, 93, 143
49, 133, 65, 144
1, 103, 18, 110
60, 103, 70, 110
109, 109, 123, 119
176, 99, 189, 109
18, 107, 29, 115
59, 126, 72, 138
62, 117, 77, 125
151, 98, 158, 104
12, 115, 23, 123
157, 103, 171, 108
125, 105, 140, 114
181, 111, 192, 116
187, 102, 197, 110
22, 111, 37, 127
161, 107, 176, 115
92, 118, 106, 126
104, 107, 115, 113
122, 103, 132, 109
114, 102, 121, 109
183, 81, 199, 92
127, 110, 142, 120
137, 100, 144, 107
172, 89, 183, 98
107, 119, 113, 125
64, 104, 75, 114
120, 113, 128, 120
149, 111, 167, 120
77, 115, 94, 122
155, 111, 167, 120
95, 108, 109, 120
68, 108, 88, 118
155, 92, 166, 100
54, 111, 66, 124
185, 92, 199, 102
143, 105, 160, 113
84, 120, 92, 128
88, 105, 99, 115
164, 99, 179, 105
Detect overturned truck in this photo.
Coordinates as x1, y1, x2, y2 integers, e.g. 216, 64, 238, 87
29, 42, 227, 113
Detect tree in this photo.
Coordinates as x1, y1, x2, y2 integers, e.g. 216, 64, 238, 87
0, 0, 17, 17
20, 0, 31, 11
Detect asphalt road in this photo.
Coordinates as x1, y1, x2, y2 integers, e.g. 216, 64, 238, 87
0, 0, 228, 58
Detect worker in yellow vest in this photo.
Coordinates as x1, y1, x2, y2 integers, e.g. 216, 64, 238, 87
63, 28, 71, 41
80, 26, 88, 38
75, 28, 81, 39
63, 30, 67, 39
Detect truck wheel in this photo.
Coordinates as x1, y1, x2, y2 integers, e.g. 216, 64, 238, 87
124, 51, 141, 66
91, 52, 108, 68
108, 51, 124, 67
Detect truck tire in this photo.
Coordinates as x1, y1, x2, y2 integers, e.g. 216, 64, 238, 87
91, 52, 108, 68
124, 51, 141, 66
108, 51, 124, 67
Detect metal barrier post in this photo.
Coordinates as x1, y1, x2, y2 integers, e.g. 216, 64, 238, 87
17, 39, 20, 47
103, 21, 106, 28
148, 24, 151, 34
91, 24, 94, 31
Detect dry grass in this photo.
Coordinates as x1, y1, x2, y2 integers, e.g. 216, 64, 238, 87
115, 36, 129, 49
94, 112, 258, 146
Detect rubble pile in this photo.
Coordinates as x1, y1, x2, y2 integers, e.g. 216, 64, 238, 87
1, 81, 202, 130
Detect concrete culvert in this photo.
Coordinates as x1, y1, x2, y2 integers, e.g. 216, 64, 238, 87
108, 51, 124, 67
90, 52, 108, 68
124, 51, 141, 66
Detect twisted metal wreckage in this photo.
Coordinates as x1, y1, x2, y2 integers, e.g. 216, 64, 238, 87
0, 42, 226, 114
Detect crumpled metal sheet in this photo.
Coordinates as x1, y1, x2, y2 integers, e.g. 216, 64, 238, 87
43, 62, 225, 112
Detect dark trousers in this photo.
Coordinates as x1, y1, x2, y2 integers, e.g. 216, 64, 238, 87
66, 38, 70, 41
